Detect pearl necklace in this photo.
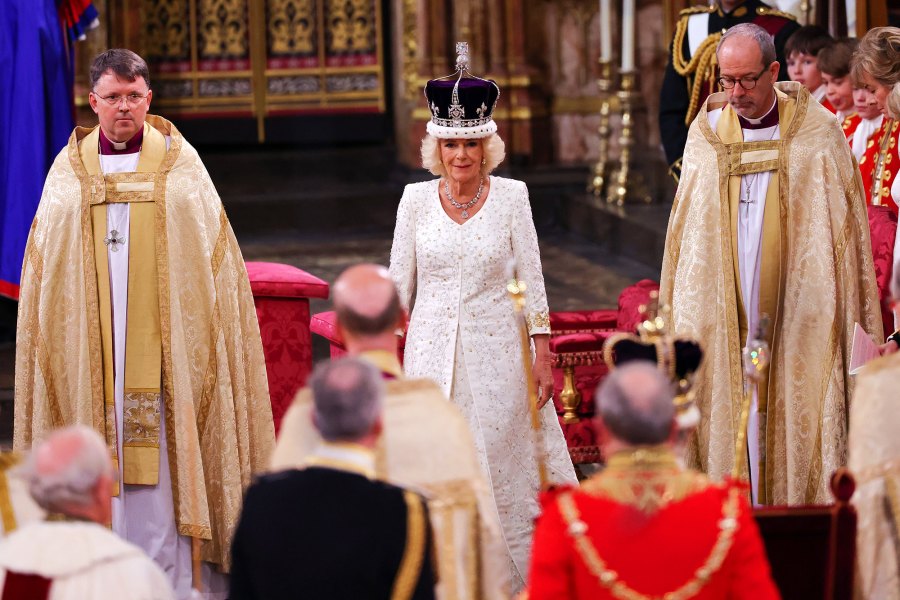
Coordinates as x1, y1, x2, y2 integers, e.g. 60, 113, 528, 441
444, 176, 485, 219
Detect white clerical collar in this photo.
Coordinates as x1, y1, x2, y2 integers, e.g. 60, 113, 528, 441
303, 442, 376, 479
741, 96, 778, 127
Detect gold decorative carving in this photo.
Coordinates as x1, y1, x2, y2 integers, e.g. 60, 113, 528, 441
198, 0, 249, 57
402, 0, 418, 99
143, 0, 191, 60
326, 0, 375, 54
268, 0, 316, 54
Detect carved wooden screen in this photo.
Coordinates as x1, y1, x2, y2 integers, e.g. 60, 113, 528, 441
135, 0, 385, 140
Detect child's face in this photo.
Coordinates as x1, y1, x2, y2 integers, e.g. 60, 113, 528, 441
786, 52, 823, 91
822, 73, 854, 112
853, 87, 882, 120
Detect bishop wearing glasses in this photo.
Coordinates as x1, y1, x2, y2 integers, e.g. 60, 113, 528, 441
659, 24, 881, 506
14, 49, 275, 598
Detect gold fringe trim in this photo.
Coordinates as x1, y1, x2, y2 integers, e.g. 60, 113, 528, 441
755, 6, 798, 20
391, 491, 427, 600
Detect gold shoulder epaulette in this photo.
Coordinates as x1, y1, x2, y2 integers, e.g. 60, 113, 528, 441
679, 4, 716, 16
755, 6, 798, 20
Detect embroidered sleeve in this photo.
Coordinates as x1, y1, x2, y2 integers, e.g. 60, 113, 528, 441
510, 181, 550, 336
389, 185, 417, 310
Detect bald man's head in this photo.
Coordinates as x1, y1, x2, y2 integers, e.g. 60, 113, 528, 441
333, 264, 402, 337
596, 362, 676, 446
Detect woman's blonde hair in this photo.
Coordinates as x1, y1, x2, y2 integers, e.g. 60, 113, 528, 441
888, 82, 900, 120
420, 133, 506, 178
851, 26, 900, 88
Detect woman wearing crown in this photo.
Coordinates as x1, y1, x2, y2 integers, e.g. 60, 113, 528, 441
389, 43, 578, 590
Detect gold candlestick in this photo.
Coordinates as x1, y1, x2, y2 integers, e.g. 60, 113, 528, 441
607, 70, 650, 206
588, 60, 615, 199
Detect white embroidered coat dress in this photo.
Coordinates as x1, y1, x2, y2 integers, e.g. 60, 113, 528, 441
389, 176, 577, 588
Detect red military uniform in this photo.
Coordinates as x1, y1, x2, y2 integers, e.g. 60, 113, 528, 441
859, 118, 900, 215
842, 112, 861, 141
527, 448, 780, 600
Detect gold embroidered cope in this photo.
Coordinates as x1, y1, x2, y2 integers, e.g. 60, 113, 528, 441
660, 82, 882, 504
14, 115, 275, 570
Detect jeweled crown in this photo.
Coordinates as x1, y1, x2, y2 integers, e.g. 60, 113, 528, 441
423, 42, 500, 139
602, 292, 704, 429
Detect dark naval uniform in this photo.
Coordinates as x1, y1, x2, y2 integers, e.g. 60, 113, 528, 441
659, 0, 798, 181
230, 461, 436, 600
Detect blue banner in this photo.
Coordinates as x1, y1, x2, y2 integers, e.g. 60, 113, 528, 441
0, 0, 75, 299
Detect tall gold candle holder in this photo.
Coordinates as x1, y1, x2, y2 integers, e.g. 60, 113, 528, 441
588, 60, 615, 199
607, 70, 650, 206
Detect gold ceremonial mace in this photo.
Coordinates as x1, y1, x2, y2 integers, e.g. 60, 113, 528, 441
192, 537, 202, 595
507, 272, 550, 490
732, 316, 771, 481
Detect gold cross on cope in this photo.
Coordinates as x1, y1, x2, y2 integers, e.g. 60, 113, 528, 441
104, 229, 126, 252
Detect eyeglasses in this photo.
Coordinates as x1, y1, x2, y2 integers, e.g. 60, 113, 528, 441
92, 91, 149, 107
718, 66, 769, 91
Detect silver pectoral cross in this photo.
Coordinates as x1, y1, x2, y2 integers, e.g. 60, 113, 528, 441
104, 229, 126, 252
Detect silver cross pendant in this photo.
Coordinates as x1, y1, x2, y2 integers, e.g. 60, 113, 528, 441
104, 229, 126, 252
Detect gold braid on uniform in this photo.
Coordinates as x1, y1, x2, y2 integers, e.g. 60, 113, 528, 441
557, 487, 741, 600
391, 490, 428, 600
671, 23, 722, 127
755, 6, 798, 20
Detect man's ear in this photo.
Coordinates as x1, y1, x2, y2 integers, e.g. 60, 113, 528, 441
769, 60, 780, 81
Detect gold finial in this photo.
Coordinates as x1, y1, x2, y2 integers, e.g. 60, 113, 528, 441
742, 315, 771, 383
637, 291, 671, 341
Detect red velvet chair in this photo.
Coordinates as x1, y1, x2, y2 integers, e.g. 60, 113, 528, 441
549, 279, 660, 464
246, 262, 329, 433
868, 205, 898, 337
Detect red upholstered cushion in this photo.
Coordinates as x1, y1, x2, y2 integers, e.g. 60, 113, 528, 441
868, 205, 898, 336
559, 419, 602, 464
310, 311, 342, 345
549, 331, 611, 355
549, 310, 618, 333
617, 279, 660, 333
246, 262, 330, 299
310, 311, 406, 361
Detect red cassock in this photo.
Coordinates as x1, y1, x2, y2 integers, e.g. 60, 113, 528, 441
527, 449, 780, 600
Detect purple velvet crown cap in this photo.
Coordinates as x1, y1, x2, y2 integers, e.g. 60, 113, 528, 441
424, 73, 500, 139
